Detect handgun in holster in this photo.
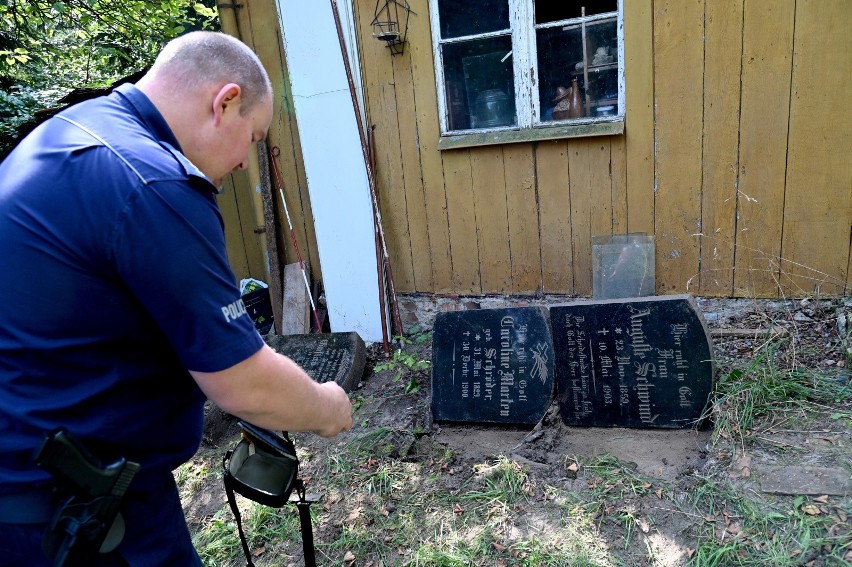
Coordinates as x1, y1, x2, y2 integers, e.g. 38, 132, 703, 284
33, 428, 139, 567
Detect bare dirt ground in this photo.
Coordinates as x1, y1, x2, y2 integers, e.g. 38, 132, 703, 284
187, 296, 852, 566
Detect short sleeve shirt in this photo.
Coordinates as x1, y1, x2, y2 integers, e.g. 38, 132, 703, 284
0, 84, 264, 490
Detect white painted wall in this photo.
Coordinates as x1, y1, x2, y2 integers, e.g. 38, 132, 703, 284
274, 0, 384, 342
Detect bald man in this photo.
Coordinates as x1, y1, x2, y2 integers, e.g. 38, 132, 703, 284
0, 31, 352, 565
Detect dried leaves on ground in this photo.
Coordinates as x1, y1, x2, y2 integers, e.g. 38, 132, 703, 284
183, 297, 852, 567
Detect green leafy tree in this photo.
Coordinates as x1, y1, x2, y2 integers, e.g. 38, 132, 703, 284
0, 0, 219, 155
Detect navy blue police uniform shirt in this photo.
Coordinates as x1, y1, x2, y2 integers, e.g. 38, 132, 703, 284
0, 84, 265, 493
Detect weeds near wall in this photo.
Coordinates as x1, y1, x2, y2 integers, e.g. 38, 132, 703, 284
182, 297, 852, 566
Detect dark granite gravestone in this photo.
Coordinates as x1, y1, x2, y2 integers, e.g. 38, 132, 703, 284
551, 295, 714, 429
264, 332, 366, 392
431, 307, 555, 424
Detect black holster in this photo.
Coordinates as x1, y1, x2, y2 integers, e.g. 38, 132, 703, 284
33, 428, 139, 567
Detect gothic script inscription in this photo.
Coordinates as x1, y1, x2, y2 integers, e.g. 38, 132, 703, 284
265, 332, 366, 392
551, 295, 714, 428
431, 307, 555, 424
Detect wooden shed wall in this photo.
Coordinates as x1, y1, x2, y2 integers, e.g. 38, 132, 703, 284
218, 1, 322, 287
352, 0, 851, 298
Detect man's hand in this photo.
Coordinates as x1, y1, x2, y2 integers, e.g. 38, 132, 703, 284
191, 345, 354, 436
313, 382, 353, 437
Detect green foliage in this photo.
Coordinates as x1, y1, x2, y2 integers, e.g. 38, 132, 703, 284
1, 1, 218, 89
684, 475, 844, 567
710, 338, 852, 446
186, 306, 852, 567
0, 86, 40, 137
374, 332, 431, 386
467, 455, 530, 506
0, 0, 219, 154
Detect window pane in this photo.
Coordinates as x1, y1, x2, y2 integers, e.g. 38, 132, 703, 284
537, 18, 619, 121
535, 0, 617, 24
437, 0, 510, 39
442, 35, 516, 131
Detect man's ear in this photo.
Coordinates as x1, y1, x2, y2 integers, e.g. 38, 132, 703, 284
211, 83, 242, 126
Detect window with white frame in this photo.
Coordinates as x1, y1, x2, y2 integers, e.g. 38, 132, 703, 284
429, 0, 623, 137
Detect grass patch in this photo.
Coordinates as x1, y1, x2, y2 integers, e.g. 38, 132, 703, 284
374, 332, 432, 393
193, 501, 304, 567
685, 488, 848, 567
186, 314, 852, 567
686, 330, 852, 566
175, 452, 217, 502
711, 337, 851, 447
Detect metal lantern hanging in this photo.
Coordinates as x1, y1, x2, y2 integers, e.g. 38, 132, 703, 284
371, 0, 414, 55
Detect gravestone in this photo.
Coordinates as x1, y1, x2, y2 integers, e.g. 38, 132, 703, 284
431, 307, 555, 424
264, 332, 366, 392
551, 295, 714, 429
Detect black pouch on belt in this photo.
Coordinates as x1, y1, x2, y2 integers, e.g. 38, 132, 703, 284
222, 421, 300, 566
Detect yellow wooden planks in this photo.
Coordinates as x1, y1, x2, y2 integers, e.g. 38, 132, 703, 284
378, 80, 417, 292
780, 0, 852, 295
230, 0, 851, 301
536, 141, 574, 293
503, 144, 542, 294
406, 2, 453, 293
216, 176, 251, 281
231, 167, 267, 279
241, 0, 320, 279
698, 0, 744, 296
565, 138, 615, 296
610, 136, 628, 237
590, 138, 616, 300
623, 0, 655, 236
391, 38, 433, 292
470, 146, 512, 292
355, 1, 415, 293
653, 0, 705, 294
733, 0, 795, 297
589, 139, 615, 242
567, 139, 592, 295
442, 150, 481, 294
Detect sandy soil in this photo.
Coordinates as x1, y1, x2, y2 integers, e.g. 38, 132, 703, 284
189, 296, 852, 566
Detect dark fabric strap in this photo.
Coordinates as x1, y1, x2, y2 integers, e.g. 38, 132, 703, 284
223, 459, 255, 567
292, 480, 316, 567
